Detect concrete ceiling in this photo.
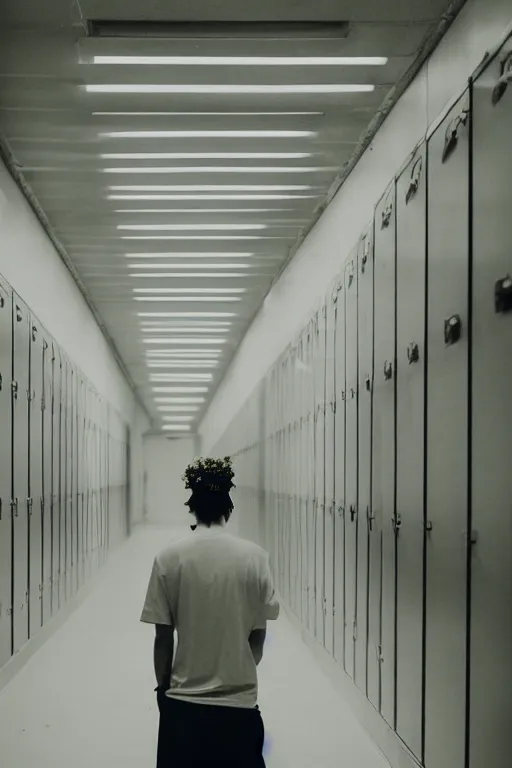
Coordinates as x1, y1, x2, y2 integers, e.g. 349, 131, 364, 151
0, 0, 459, 435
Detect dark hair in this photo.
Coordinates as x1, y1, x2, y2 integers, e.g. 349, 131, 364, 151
182, 456, 235, 527
186, 486, 234, 527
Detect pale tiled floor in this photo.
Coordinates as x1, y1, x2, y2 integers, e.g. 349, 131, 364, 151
0, 526, 389, 768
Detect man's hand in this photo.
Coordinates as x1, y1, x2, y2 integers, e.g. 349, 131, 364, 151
154, 624, 174, 689
249, 629, 267, 666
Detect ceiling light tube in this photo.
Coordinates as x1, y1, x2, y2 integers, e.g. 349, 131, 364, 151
152, 387, 208, 393
162, 425, 192, 431
154, 397, 205, 403
116, 208, 297, 213
100, 129, 315, 138
110, 194, 319, 201
134, 288, 245, 293
103, 152, 312, 160
133, 296, 242, 302
88, 84, 375, 94
104, 166, 334, 174
131, 264, 252, 269
93, 55, 387, 66
129, 253, 252, 259
141, 327, 230, 332
119, 223, 267, 230
94, 111, 323, 116
110, 185, 312, 191
122, 236, 288, 240
131, 272, 251, 277
137, 311, 237, 316
143, 338, 226, 344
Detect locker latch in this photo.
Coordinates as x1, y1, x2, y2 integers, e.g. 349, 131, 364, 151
405, 157, 423, 204
381, 197, 393, 229
0, 373, 2, 391
0, 296, 4, 308
444, 315, 462, 345
407, 342, 420, 364
492, 52, 512, 105
392, 514, 402, 534
384, 361, 393, 381
350, 505, 357, 522
11, 381, 18, 399
365, 375, 371, 392
494, 275, 512, 314
442, 107, 469, 164
10, 499, 18, 517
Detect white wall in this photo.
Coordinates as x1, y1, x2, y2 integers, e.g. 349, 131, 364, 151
0, 157, 150, 526
143, 436, 199, 526
199, 0, 512, 452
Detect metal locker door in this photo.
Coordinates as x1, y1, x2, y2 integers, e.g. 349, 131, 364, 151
298, 336, 308, 625
333, 279, 346, 666
345, 251, 359, 678
51, 345, 61, 616
12, 299, 30, 653
65, 364, 74, 596
356, 229, 374, 693
314, 308, 326, 645
370, 184, 397, 723
306, 324, 316, 634
424, 94, 470, 768
344, 255, 358, 679
324, 294, 336, 655
0, 280, 13, 669
41, 336, 53, 625
59, 356, 69, 605
470, 38, 512, 768
28, 321, 44, 639
395, 145, 427, 761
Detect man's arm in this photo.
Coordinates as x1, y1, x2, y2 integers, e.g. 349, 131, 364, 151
154, 624, 174, 689
249, 628, 266, 666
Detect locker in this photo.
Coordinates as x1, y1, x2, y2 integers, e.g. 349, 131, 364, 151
12, 298, 30, 653
470, 37, 512, 768
28, 321, 44, 638
51, 344, 61, 616
395, 144, 427, 761
0, 280, 13, 669
298, 336, 308, 625
314, 308, 326, 644
323, 293, 336, 656
77, 375, 85, 591
344, 254, 358, 679
68, 366, 76, 595
370, 184, 397, 723
305, 324, 316, 634
333, 280, 346, 666
423, 95, 470, 768
355, 228, 374, 693
59, 356, 68, 605
41, 336, 53, 625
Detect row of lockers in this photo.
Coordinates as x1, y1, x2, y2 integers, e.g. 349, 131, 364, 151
219, 33, 512, 768
0, 277, 129, 672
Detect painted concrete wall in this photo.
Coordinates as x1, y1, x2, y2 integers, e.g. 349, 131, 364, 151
143, 436, 198, 526
199, 0, 512, 452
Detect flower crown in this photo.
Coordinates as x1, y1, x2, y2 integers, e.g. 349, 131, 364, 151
183, 456, 235, 493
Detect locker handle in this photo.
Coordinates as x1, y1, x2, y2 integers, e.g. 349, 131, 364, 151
0, 373, 2, 391
492, 53, 512, 105
11, 381, 18, 399
407, 343, 420, 364
383, 361, 393, 381
494, 275, 512, 314
444, 315, 462, 345
442, 108, 469, 163
405, 157, 423, 204
350, 505, 357, 522
392, 515, 402, 534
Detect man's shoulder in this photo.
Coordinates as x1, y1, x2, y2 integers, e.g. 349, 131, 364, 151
227, 534, 269, 562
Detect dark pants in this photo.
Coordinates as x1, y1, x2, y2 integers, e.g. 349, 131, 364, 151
156, 691, 266, 768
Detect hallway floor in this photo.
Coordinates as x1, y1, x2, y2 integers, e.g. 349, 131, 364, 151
0, 526, 389, 768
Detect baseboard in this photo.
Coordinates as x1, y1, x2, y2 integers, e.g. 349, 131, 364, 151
279, 599, 420, 768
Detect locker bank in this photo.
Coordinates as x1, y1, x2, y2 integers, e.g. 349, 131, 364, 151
0, 2, 511, 767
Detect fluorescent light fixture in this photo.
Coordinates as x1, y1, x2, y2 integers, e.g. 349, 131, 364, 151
161, 415, 195, 421
122, 236, 287, 240
143, 338, 226, 345
141, 327, 230, 332
145, 350, 222, 356
134, 296, 242, 302
154, 397, 205, 403
131, 263, 251, 269
93, 55, 387, 66
137, 311, 236, 316
156, 405, 200, 412
103, 153, 312, 160
150, 374, 212, 381
104, 166, 334, 174
162, 425, 192, 431
129, 253, 252, 259
147, 363, 218, 368
116, 208, 296, 213
110, 194, 319, 201
152, 387, 208, 393
100, 129, 314, 138
134, 288, 245, 293
119, 223, 267, 230
110, 185, 312, 191
93, 111, 323, 116
132, 272, 249, 278
88, 84, 375, 95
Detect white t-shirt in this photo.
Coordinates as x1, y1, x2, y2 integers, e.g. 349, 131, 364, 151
140, 524, 280, 709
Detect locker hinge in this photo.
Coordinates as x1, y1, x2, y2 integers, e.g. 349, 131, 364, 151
353, 621, 358, 641
27, 498, 33, 515
377, 645, 384, 663
11, 381, 18, 399
392, 514, 402, 534
41, 395, 45, 411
